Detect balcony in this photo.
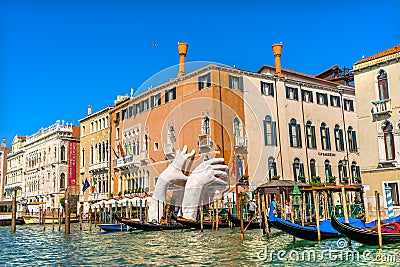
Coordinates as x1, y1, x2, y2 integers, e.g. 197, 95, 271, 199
198, 134, 213, 153
234, 135, 248, 154
163, 143, 175, 160
89, 161, 108, 173
140, 151, 149, 163
372, 99, 391, 115
115, 155, 139, 169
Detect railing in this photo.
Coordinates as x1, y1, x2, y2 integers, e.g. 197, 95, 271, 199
198, 134, 212, 149
116, 155, 138, 168
88, 161, 108, 172
235, 136, 248, 148
372, 98, 391, 115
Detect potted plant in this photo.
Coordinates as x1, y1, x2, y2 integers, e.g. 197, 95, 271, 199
118, 191, 122, 197
239, 175, 249, 185
342, 176, 349, 184
328, 176, 336, 183
298, 175, 306, 183
272, 175, 280, 180
311, 176, 321, 183
355, 176, 362, 183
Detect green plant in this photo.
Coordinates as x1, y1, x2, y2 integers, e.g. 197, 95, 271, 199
311, 176, 321, 183
118, 191, 122, 197
60, 197, 65, 207
328, 176, 336, 183
124, 190, 128, 195
272, 175, 280, 180
298, 175, 306, 182
355, 176, 361, 183
239, 175, 249, 183
342, 176, 349, 183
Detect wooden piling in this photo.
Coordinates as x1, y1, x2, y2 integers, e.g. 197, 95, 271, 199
200, 200, 204, 232
89, 206, 92, 231
64, 189, 70, 235
52, 208, 55, 231
375, 191, 383, 249
262, 194, 269, 238
215, 200, 219, 231
79, 205, 83, 231
43, 209, 46, 231
313, 191, 321, 242
11, 192, 17, 233
341, 187, 349, 224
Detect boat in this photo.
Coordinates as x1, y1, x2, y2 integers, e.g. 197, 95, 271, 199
331, 213, 400, 245
0, 200, 25, 226
0, 216, 25, 226
97, 223, 131, 232
23, 214, 79, 225
227, 212, 264, 230
171, 213, 231, 230
113, 214, 186, 231
268, 202, 366, 241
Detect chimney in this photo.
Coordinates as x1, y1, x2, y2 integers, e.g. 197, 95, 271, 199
88, 105, 92, 115
272, 43, 283, 77
1, 138, 5, 150
178, 42, 188, 77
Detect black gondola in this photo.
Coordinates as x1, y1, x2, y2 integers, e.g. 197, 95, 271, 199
331, 213, 400, 246
0, 218, 25, 226
171, 213, 230, 230
113, 214, 186, 231
227, 212, 263, 230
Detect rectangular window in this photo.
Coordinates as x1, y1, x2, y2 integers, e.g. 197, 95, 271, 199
388, 183, 400, 206
116, 127, 120, 140
334, 128, 344, 151
301, 90, 313, 103
129, 105, 135, 118
261, 81, 274, 96
134, 103, 141, 115
348, 129, 358, 153
198, 73, 211, 90
286, 86, 298, 100
116, 112, 120, 121
228, 75, 244, 90
141, 99, 149, 112
316, 93, 328, 106
306, 125, 316, 149
165, 87, 176, 103
154, 142, 159, 151
320, 126, 331, 150
150, 93, 162, 108
330, 95, 341, 107
122, 109, 127, 120
344, 99, 354, 111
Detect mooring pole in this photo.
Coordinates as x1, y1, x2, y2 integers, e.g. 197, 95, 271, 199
11, 190, 17, 233
64, 189, 70, 235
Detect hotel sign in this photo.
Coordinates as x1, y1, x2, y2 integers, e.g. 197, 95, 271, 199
318, 152, 336, 157
68, 142, 77, 186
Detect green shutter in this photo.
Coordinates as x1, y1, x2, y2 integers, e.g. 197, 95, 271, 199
228, 75, 233, 89
311, 126, 316, 149
239, 77, 244, 91
272, 121, 277, 146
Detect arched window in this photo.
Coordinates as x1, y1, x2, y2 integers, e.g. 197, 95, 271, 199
306, 121, 316, 149
289, 119, 301, 148
351, 161, 361, 182
264, 115, 277, 146
60, 145, 66, 162
378, 70, 389, 100
320, 123, 331, 150
102, 142, 106, 161
236, 155, 244, 179
310, 159, 316, 178
334, 124, 344, 151
324, 160, 332, 182
268, 157, 277, 181
60, 173, 65, 189
384, 123, 395, 160
144, 134, 149, 151
202, 116, 210, 135
348, 126, 358, 153
233, 117, 242, 137
338, 160, 348, 182
292, 158, 304, 181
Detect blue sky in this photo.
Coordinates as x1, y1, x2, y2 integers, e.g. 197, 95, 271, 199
1, 0, 399, 147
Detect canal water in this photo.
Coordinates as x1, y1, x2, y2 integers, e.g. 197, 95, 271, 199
0, 224, 399, 266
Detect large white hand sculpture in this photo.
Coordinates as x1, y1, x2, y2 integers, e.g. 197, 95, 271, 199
181, 158, 228, 220
148, 145, 195, 222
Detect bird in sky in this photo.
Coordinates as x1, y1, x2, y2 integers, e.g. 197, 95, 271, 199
152, 43, 157, 48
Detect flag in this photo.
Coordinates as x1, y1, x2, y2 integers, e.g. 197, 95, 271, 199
5, 188, 12, 197
118, 142, 126, 158
82, 178, 90, 193
91, 177, 97, 193
112, 146, 119, 159
126, 142, 132, 156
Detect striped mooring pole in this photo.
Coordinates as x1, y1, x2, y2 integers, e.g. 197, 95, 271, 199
385, 185, 395, 219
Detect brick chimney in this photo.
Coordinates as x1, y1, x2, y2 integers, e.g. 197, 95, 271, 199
88, 105, 92, 115
272, 43, 283, 77
178, 42, 188, 78
1, 138, 5, 150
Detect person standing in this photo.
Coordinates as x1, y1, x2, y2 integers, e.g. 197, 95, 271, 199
249, 199, 257, 219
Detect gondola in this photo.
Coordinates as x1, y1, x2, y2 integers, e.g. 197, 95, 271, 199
113, 214, 186, 231
171, 213, 230, 230
97, 223, 131, 232
268, 202, 366, 241
227, 212, 263, 230
0, 218, 25, 226
331, 213, 400, 246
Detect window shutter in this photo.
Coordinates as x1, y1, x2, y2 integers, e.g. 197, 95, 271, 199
330, 95, 333, 106
150, 96, 154, 108
337, 97, 341, 107
207, 73, 211, 87
239, 77, 244, 91
172, 88, 176, 100
165, 90, 169, 103
292, 163, 297, 180
309, 91, 313, 102
339, 129, 344, 150
133, 104, 137, 116
300, 163, 304, 176
289, 123, 293, 147
198, 76, 202, 91
263, 120, 268, 145
286, 87, 290, 99
344, 100, 347, 110
352, 131, 358, 152
270, 83, 274, 97
272, 121, 277, 146
356, 166, 360, 177
320, 126, 324, 148
328, 164, 332, 176
294, 88, 298, 100
260, 81, 264, 95
311, 126, 316, 148
297, 124, 302, 147
228, 75, 233, 89
324, 94, 328, 105
350, 101, 354, 111
326, 128, 331, 150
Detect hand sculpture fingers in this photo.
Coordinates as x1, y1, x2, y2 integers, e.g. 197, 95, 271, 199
212, 170, 228, 178
210, 164, 229, 171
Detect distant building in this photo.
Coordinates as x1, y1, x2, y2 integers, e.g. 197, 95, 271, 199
78, 105, 113, 212
0, 139, 11, 201
22, 120, 80, 212
352, 44, 400, 221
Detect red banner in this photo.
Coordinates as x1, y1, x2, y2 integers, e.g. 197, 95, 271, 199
68, 142, 77, 186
